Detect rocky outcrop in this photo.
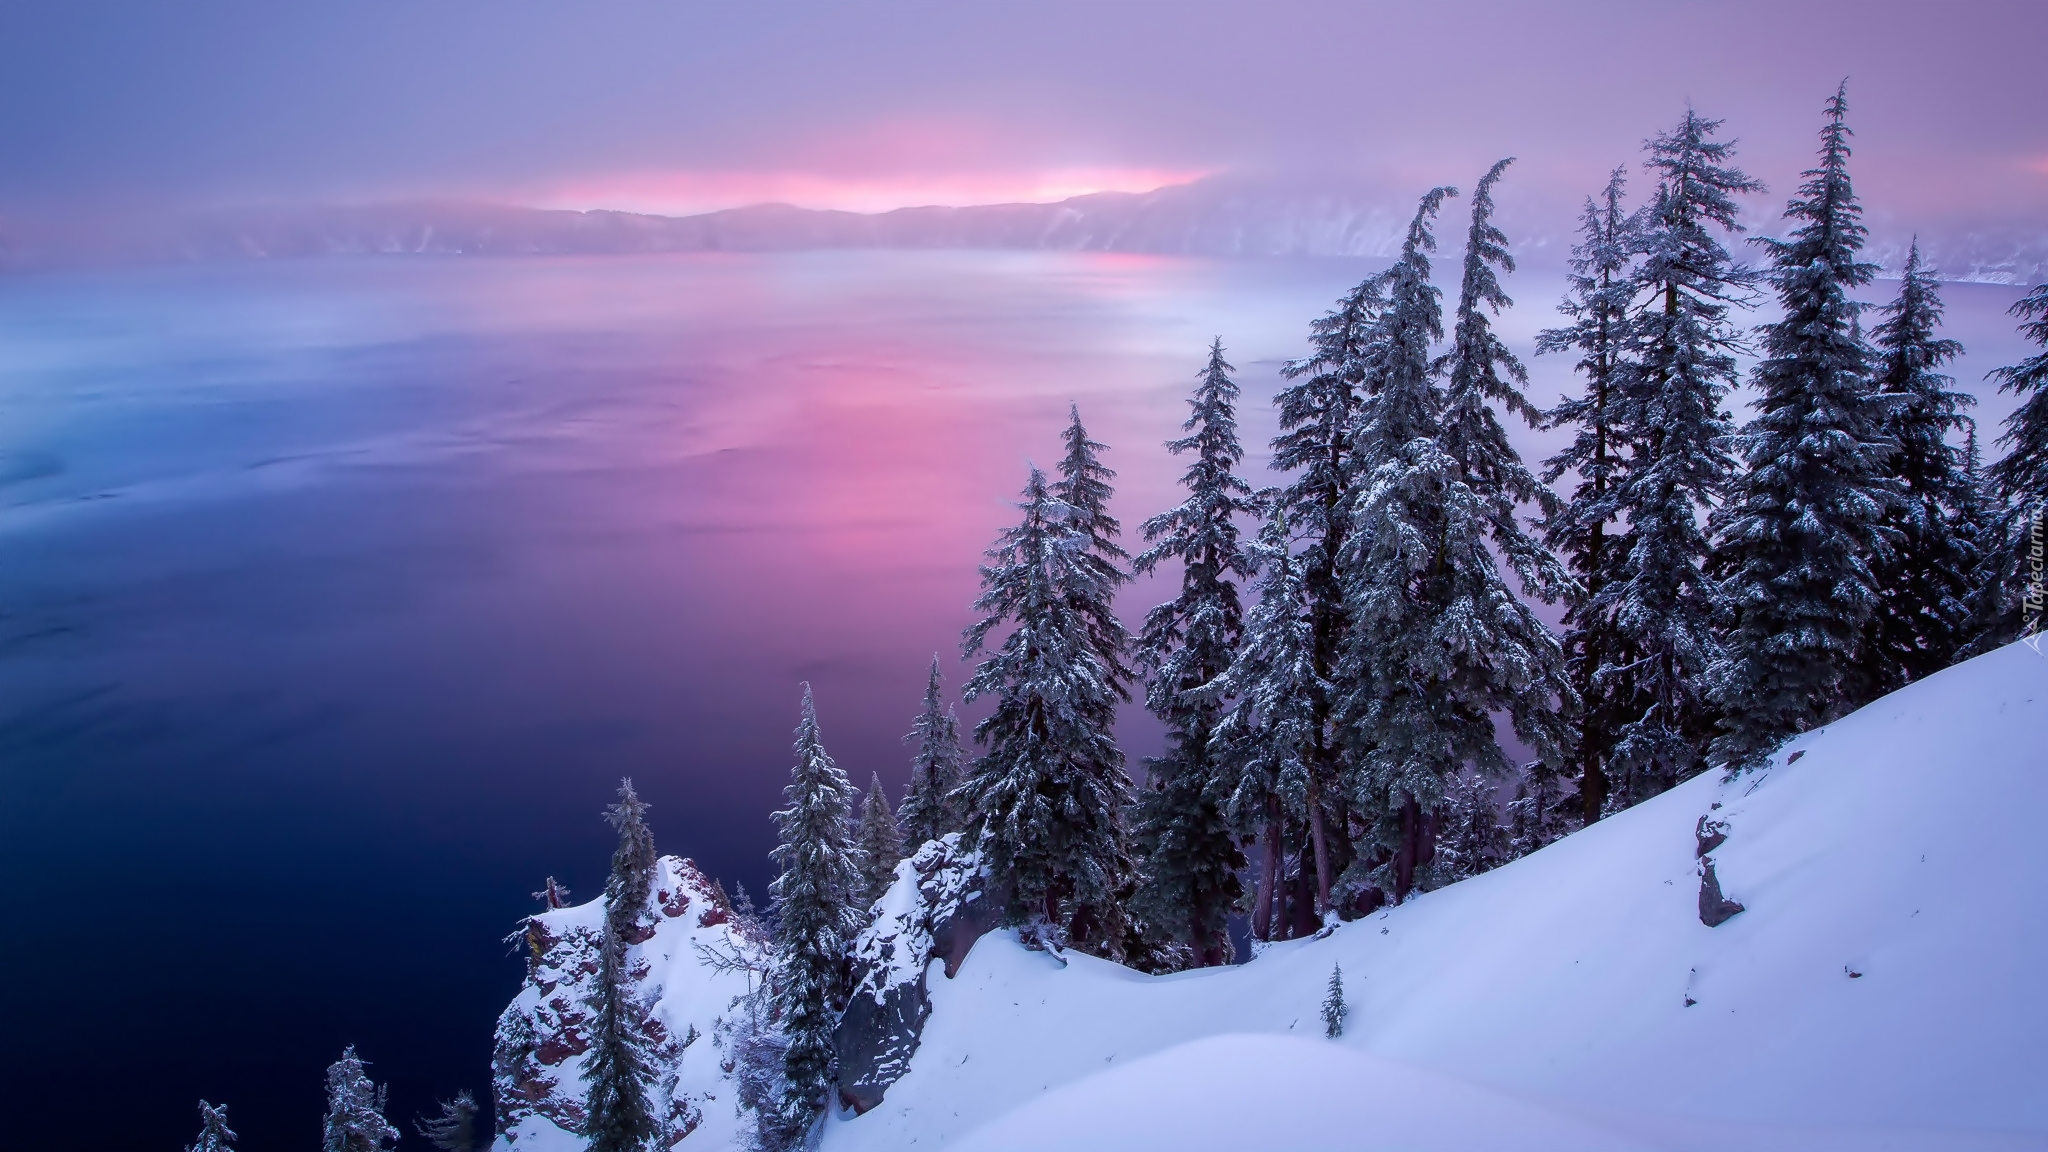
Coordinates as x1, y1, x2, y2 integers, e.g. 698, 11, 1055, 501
835, 834, 991, 1115
1694, 814, 1730, 858
1694, 802, 1744, 927
1697, 857, 1746, 927
493, 857, 761, 1151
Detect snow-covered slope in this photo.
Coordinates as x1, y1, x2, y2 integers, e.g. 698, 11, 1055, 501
824, 640, 2048, 1152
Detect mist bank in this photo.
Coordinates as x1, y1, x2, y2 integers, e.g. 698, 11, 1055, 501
4, 178, 2041, 283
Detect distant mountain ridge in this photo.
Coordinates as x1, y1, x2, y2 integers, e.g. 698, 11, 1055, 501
4, 179, 2042, 282
172, 184, 1423, 261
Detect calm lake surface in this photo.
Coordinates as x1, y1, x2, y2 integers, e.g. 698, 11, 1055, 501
0, 251, 2028, 1151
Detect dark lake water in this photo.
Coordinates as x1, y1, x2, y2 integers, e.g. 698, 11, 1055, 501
0, 251, 2029, 1151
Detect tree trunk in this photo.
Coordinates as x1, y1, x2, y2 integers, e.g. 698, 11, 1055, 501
1288, 847, 1319, 938
1581, 745, 1608, 826
1393, 793, 1421, 904
1252, 798, 1281, 942
1306, 780, 1333, 917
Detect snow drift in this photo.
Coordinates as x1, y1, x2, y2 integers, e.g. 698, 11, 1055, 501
497, 639, 2048, 1151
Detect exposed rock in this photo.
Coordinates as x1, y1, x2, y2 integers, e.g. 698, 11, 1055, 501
835, 834, 988, 1114
1698, 857, 1746, 927
1694, 815, 1730, 859
493, 856, 760, 1149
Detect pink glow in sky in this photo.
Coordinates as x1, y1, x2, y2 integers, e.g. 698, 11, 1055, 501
3, 0, 2036, 244
529, 166, 1211, 216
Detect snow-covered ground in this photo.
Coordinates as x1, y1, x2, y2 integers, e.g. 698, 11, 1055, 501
823, 640, 2048, 1152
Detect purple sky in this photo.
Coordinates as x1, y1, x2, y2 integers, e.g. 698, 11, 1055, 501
1, 0, 2041, 234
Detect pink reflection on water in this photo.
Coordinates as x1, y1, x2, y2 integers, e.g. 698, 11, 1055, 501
384, 250, 1330, 794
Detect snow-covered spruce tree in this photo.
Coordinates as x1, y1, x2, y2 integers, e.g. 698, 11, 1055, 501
186, 1101, 237, 1152
1984, 281, 2048, 643
898, 656, 964, 852
1954, 427, 2015, 653
1504, 773, 1575, 859
533, 875, 572, 910
1053, 404, 1136, 706
604, 779, 658, 943
856, 773, 903, 909
1205, 506, 1334, 940
322, 1048, 398, 1152
766, 685, 863, 1148
1130, 339, 1256, 967
1321, 964, 1349, 1038
1599, 107, 1761, 802
1433, 154, 1576, 774
1710, 85, 1899, 770
415, 1091, 480, 1152
585, 781, 660, 1152
1539, 167, 1642, 824
958, 466, 1137, 959
1438, 159, 1565, 558
1437, 773, 1507, 881
1989, 281, 2048, 514
1866, 240, 1977, 690
1337, 183, 1572, 905
1267, 270, 1390, 897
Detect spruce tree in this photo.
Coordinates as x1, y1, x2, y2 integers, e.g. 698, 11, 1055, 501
1954, 427, 2011, 652
1434, 154, 1576, 766
1867, 240, 1977, 689
767, 685, 863, 1146
532, 876, 571, 910
1053, 405, 1136, 704
1599, 107, 1761, 801
1439, 159, 1561, 548
856, 773, 904, 908
1539, 167, 1641, 824
321, 1048, 398, 1152
604, 779, 658, 943
186, 1101, 237, 1152
1206, 506, 1333, 940
1130, 339, 1256, 966
1337, 183, 1571, 904
1504, 773, 1575, 859
898, 656, 964, 852
1710, 85, 1898, 770
1321, 964, 1349, 1038
1438, 773, 1506, 881
1988, 281, 2048, 513
1268, 271, 1389, 898
959, 466, 1137, 958
415, 1091, 481, 1152
586, 781, 660, 1152
1986, 281, 2048, 644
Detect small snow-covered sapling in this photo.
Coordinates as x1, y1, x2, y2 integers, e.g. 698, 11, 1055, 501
1321, 963, 1350, 1038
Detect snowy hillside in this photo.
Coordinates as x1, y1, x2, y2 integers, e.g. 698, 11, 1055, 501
821, 639, 2048, 1152
490, 640, 2046, 1151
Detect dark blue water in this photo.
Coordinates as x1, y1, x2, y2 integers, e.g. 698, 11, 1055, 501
0, 252, 1352, 1152
0, 252, 2028, 1151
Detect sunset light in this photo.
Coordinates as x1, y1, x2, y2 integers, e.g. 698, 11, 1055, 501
528, 167, 1213, 217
